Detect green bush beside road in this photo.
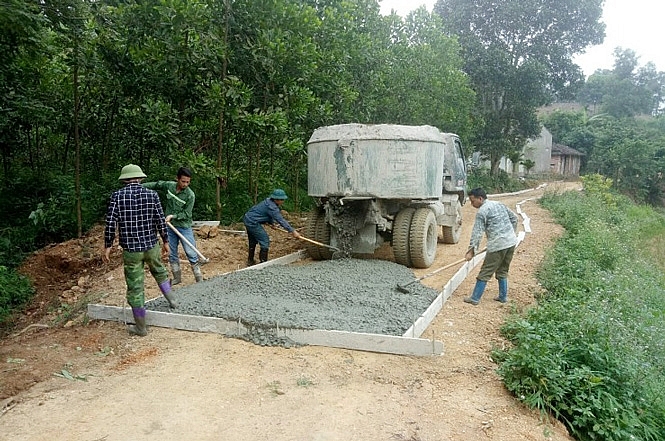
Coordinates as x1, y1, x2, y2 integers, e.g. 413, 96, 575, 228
495, 180, 665, 441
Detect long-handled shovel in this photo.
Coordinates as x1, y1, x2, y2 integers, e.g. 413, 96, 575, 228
274, 227, 345, 259
166, 222, 210, 264
396, 248, 487, 293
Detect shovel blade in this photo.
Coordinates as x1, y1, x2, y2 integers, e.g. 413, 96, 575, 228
395, 283, 412, 294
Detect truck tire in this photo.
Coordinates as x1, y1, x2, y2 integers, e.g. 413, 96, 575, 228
305, 209, 332, 260
441, 203, 462, 244
409, 208, 438, 268
393, 207, 415, 267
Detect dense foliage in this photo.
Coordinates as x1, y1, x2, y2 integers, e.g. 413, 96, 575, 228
0, 266, 34, 324
0, 0, 476, 250
495, 180, 665, 440
434, 0, 605, 175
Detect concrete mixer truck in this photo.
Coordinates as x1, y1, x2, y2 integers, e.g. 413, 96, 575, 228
305, 123, 467, 268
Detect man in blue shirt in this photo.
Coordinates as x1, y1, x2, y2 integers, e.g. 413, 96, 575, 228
243, 189, 301, 266
463, 187, 518, 305
103, 164, 178, 336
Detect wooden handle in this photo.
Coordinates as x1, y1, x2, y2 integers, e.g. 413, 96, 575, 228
166, 222, 209, 261
298, 235, 340, 251
414, 248, 487, 283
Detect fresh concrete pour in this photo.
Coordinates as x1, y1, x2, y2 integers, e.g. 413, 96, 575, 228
147, 258, 439, 345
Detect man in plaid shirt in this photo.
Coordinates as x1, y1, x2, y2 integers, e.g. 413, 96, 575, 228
103, 164, 178, 336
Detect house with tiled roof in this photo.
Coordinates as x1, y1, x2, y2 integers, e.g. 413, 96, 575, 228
520, 127, 584, 176
478, 126, 585, 177
550, 142, 584, 176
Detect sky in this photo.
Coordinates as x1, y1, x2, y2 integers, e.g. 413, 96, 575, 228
378, 0, 664, 77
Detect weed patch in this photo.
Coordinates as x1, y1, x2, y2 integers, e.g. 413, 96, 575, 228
495, 185, 665, 441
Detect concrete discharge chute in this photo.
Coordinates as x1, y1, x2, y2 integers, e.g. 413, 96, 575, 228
306, 123, 468, 268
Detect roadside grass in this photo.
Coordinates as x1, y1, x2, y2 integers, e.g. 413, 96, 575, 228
493, 182, 665, 441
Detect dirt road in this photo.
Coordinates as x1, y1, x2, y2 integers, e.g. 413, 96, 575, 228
0, 182, 579, 440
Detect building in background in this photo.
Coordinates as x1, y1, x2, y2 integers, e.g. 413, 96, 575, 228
475, 126, 584, 177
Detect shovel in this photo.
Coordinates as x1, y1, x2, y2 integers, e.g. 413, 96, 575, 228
274, 226, 345, 259
166, 222, 210, 264
396, 248, 486, 293
298, 235, 340, 252
299, 235, 347, 260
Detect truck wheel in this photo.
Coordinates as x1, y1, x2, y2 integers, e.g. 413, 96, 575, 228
441, 203, 462, 244
409, 208, 438, 268
305, 209, 331, 260
393, 207, 415, 267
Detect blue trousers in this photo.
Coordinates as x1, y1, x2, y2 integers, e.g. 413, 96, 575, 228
167, 226, 198, 264
245, 223, 270, 251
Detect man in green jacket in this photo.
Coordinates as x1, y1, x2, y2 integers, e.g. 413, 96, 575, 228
143, 167, 203, 283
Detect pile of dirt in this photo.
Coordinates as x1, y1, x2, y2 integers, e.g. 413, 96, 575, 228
2, 218, 303, 399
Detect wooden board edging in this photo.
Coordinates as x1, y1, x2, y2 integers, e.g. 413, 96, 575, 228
403, 251, 487, 338
86, 304, 443, 357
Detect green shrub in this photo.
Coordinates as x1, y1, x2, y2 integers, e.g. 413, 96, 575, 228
0, 266, 35, 324
495, 184, 665, 441
0, 226, 37, 268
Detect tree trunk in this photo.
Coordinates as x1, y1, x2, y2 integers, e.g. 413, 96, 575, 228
253, 136, 262, 203
216, 110, 225, 221
74, 41, 82, 238
101, 94, 118, 177
216, 0, 230, 222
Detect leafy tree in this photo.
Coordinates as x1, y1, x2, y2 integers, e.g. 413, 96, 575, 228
434, 0, 605, 174
541, 109, 607, 170
545, 108, 665, 204
0, 0, 49, 180
374, 7, 475, 137
579, 48, 664, 117
0, 0, 481, 251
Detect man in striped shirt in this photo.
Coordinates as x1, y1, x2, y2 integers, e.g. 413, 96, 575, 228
463, 187, 519, 306
103, 164, 178, 336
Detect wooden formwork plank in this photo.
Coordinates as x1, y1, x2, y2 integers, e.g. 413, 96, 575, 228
276, 328, 443, 356
516, 200, 533, 233
234, 250, 307, 273
192, 221, 220, 228
86, 304, 443, 356
87, 304, 247, 335
403, 251, 486, 338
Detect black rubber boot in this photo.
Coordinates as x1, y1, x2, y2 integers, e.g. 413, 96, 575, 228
128, 307, 148, 336
247, 247, 256, 266
259, 249, 269, 263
